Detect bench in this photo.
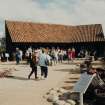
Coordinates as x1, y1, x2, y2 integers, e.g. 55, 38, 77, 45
72, 72, 96, 105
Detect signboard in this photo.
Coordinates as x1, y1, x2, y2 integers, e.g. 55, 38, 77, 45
5, 53, 9, 58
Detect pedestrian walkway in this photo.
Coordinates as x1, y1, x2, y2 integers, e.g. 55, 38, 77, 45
0, 62, 80, 105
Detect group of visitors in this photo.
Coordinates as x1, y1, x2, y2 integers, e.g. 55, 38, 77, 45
28, 48, 49, 80
0, 46, 98, 64
37, 47, 75, 64
78, 49, 97, 59
16, 47, 97, 65
68, 48, 76, 62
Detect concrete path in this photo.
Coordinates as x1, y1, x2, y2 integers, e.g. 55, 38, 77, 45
0, 62, 79, 105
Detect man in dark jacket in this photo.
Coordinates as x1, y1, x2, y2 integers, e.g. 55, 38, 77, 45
84, 66, 105, 105
28, 51, 38, 79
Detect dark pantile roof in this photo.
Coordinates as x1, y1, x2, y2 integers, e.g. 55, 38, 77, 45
5, 20, 105, 43
71, 24, 105, 43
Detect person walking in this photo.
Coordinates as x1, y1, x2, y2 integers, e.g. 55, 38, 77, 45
28, 51, 38, 79
68, 48, 71, 63
39, 49, 49, 79
19, 50, 23, 61
15, 48, 20, 64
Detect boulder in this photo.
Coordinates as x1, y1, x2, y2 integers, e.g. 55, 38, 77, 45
66, 99, 76, 105
49, 90, 57, 95
59, 92, 71, 100
53, 87, 59, 91
43, 94, 49, 99
53, 100, 66, 105
0, 69, 12, 78
57, 88, 67, 93
65, 103, 72, 105
47, 94, 59, 102
69, 92, 79, 100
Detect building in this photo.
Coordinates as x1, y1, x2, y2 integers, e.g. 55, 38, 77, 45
0, 37, 6, 47
5, 20, 105, 57
0, 37, 6, 53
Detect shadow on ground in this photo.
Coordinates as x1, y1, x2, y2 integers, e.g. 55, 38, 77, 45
54, 69, 74, 72
0, 62, 28, 65
61, 86, 74, 90
69, 77, 80, 79
5, 76, 42, 81
64, 80, 77, 83
54, 68, 80, 74
5, 76, 29, 81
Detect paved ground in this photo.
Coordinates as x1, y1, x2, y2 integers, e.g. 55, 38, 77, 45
0, 61, 80, 105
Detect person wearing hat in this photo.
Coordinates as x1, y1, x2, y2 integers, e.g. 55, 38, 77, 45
87, 65, 97, 74
83, 65, 105, 104
87, 65, 105, 92
90, 66, 105, 104
80, 60, 91, 73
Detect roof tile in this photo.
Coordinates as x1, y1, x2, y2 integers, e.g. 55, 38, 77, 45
5, 20, 105, 43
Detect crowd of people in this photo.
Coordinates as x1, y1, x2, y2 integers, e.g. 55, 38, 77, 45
14, 47, 77, 65
0, 47, 98, 64
0, 47, 98, 80
24, 47, 97, 65
13, 47, 97, 80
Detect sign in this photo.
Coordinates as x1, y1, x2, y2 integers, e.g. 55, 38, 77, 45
5, 53, 9, 58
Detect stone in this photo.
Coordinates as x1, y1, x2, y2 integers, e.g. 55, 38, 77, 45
66, 99, 76, 105
59, 92, 71, 100
57, 88, 67, 93
69, 92, 79, 100
0, 69, 12, 78
53, 100, 66, 105
53, 87, 59, 91
65, 103, 72, 105
43, 94, 49, 99
47, 94, 59, 102
49, 90, 57, 95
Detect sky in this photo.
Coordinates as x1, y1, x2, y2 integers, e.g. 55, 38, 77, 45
0, 0, 105, 37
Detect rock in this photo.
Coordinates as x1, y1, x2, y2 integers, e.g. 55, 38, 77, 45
59, 92, 71, 100
57, 88, 67, 93
49, 90, 57, 95
53, 87, 59, 91
53, 100, 66, 105
0, 69, 12, 78
69, 92, 79, 100
47, 94, 59, 102
46, 92, 50, 95
65, 103, 72, 105
66, 99, 76, 105
43, 94, 49, 99
49, 88, 55, 90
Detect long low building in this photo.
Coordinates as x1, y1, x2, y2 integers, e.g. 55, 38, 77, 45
5, 20, 105, 57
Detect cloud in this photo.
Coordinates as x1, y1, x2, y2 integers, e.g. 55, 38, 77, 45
0, 0, 105, 35
0, 0, 105, 24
